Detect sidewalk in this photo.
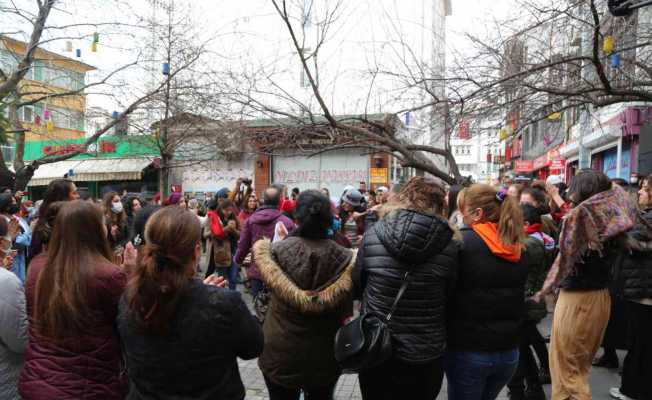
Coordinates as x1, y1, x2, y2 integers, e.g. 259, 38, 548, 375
238, 314, 622, 400
199, 258, 621, 399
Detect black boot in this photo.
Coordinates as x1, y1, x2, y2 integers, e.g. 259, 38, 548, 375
592, 353, 619, 369
538, 369, 551, 385
508, 388, 526, 400
525, 386, 546, 400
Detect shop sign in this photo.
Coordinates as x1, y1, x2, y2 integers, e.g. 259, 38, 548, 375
550, 159, 565, 170
43, 141, 117, 156
533, 147, 565, 170
533, 154, 548, 170
511, 138, 522, 157
369, 168, 388, 184
515, 160, 534, 172
547, 147, 565, 170
459, 120, 470, 139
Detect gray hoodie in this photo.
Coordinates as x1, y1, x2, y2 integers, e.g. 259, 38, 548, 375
0, 267, 28, 400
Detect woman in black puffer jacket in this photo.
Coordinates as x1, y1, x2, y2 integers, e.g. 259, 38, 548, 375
353, 176, 459, 400
445, 184, 528, 400
609, 173, 652, 400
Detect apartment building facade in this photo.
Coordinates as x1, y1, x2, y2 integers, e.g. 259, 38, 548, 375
0, 36, 95, 143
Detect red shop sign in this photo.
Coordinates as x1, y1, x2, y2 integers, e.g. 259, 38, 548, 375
533, 154, 548, 170
515, 160, 534, 172
550, 158, 565, 170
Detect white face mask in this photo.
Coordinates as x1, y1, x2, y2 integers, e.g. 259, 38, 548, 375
111, 202, 124, 214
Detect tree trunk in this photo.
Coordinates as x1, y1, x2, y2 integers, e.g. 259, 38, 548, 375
0, 169, 16, 190
14, 165, 35, 191
158, 154, 171, 198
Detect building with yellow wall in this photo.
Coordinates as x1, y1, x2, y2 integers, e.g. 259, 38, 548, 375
0, 36, 95, 141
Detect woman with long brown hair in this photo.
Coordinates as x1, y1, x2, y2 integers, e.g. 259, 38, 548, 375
117, 207, 262, 400
353, 177, 459, 400
238, 193, 259, 225
28, 178, 78, 262
19, 200, 127, 400
103, 191, 129, 254
444, 184, 528, 400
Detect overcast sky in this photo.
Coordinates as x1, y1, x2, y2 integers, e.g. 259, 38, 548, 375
2, 0, 519, 117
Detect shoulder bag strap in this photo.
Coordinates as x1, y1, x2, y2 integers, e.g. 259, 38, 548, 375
386, 271, 412, 322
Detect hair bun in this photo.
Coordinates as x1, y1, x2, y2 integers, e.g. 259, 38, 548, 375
154, 252, 168, 269
309, 203, 322, 214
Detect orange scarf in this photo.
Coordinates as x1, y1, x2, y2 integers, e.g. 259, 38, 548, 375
472, 222, 521, 262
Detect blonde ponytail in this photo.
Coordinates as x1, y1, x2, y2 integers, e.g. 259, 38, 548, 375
497, 195, 525, 246
461, 184, 525, 246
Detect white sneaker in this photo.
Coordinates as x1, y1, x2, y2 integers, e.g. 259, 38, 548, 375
610, 388, 634, 400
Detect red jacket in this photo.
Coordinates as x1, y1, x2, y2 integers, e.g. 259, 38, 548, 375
19, 254, 127, 400
207, 210, 225, 240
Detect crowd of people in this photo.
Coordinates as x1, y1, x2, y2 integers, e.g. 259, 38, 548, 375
0, 170, 649, 400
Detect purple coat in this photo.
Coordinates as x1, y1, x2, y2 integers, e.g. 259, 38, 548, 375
19, 254, 127, 400
235, 206, 295, 280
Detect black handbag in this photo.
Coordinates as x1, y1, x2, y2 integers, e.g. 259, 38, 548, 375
334, 270, 412, 373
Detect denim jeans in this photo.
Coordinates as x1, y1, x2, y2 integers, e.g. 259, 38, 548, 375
444, 349, 519, 400
250, 278, 264, 298
227, 260, 239, 290
214, 261, 238, 290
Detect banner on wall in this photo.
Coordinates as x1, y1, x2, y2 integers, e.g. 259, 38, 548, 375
272, 148, 369, 197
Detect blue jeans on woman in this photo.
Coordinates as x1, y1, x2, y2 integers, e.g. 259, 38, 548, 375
444, 349, 519, 400
216, 260, 239, 290
227, 260, 239, 290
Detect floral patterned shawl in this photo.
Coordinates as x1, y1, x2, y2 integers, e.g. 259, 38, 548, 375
540, 184, 638, 294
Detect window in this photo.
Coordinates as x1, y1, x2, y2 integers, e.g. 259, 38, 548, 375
1, 146, 13, 163
30, 62, 85, 91
28, 60, 43, 81
0, 50, 18, 73
21, 105, 34, 123
47, 105, 85, 131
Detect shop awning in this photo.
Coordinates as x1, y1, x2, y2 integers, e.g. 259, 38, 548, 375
28, 157, 154, 187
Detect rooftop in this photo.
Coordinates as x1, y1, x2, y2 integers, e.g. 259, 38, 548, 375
0, 35, 96, 72
243, 113, 394, 128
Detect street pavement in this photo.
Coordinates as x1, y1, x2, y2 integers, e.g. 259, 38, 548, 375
198, 260, 622, 400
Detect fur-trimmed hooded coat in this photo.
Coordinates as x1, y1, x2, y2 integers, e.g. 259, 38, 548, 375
253, 237, 354, 388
